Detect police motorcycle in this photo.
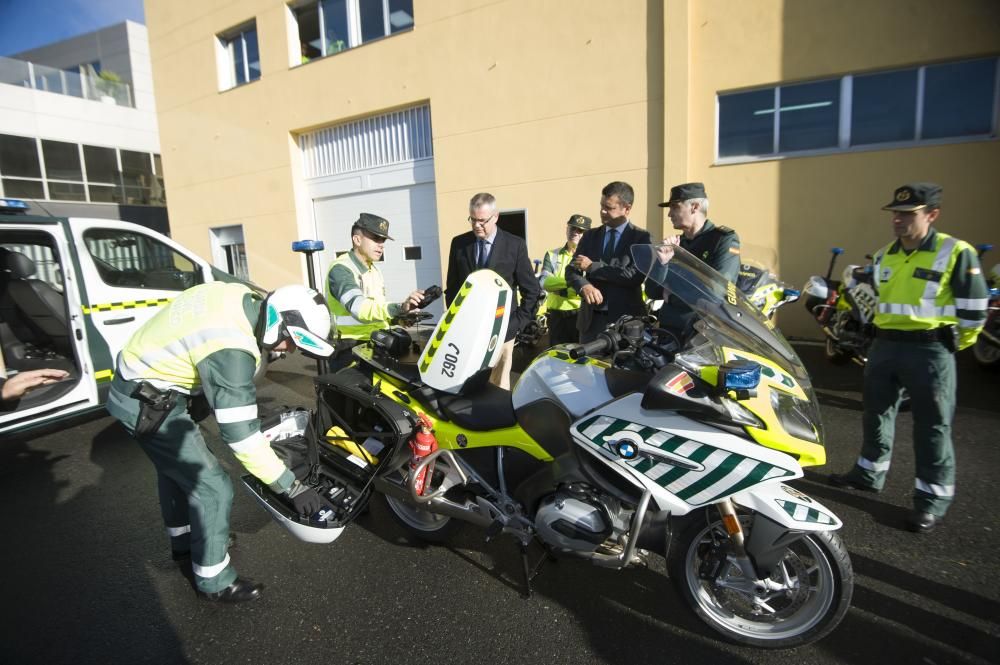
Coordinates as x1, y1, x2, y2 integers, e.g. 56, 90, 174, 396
802, 247, 876, 366
243, 242, 852, 648
972, 244, 1000, 368
735, 244, 801, 320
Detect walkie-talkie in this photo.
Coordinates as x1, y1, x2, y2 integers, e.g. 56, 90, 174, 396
415, 285, 442, 310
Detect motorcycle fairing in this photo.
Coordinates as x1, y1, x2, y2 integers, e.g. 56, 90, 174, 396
717, 347, 826, 467
418, 270, 511, 394
731, 482, 842, 532
512, 352, 615, 419
571, 394, 800, 515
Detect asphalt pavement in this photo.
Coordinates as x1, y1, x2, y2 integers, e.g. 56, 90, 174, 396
1, 343, 998, 665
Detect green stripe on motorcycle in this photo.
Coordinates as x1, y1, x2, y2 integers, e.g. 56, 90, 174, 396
702, 461, 782, 504
675, 452, 743, 501
659, 444, 716, 489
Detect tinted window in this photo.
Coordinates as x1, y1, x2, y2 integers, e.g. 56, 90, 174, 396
923, 58, 997, 139
0, 134, 41, 178
244, 28, 261, 81
42, 140, 82, 181
2, 179, 44, 199
718, 89, 774, 158
778, 79, 839, 152
83, 229, 203, 291
851, 69, 918, 145
84, 145, 119, 183
323, 0, 350, 53
359, 0, 386, 43
388, 0, 414, 33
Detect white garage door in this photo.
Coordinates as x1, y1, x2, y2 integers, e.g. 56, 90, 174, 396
301, 105, 444, 319
311, 180, 443, 318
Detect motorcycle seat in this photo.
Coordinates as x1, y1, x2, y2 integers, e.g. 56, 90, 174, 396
436, 382, 517, 431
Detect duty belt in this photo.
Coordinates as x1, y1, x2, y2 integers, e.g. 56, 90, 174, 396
874, 326, 954, 343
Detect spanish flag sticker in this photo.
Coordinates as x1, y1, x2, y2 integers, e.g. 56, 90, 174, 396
495, 306, 506, 319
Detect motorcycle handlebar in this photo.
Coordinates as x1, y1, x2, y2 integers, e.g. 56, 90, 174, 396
569, 333, 614, 360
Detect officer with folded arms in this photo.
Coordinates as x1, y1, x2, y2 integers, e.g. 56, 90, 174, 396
539, 214, 591, 345
829, 183, 988, 533
107, 282, 335, 602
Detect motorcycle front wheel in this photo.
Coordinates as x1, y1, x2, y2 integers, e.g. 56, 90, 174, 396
972, 335, 1000, 368
671, 513, 853, 649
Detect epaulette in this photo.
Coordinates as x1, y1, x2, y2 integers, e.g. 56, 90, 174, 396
715, 225, 736, 235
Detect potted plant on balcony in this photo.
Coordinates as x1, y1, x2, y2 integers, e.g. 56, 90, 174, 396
94, 70, 122, 104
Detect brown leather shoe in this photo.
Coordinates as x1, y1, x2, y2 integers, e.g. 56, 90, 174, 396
197, 578, 263, 603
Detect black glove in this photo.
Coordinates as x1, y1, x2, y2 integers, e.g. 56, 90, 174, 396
285, 479, 323, 516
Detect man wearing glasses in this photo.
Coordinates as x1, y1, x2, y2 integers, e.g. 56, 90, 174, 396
445, 192, 541, 389
567, 181, 652, 343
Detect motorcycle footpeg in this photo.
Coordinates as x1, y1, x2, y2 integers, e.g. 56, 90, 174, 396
484, 518, 504, 543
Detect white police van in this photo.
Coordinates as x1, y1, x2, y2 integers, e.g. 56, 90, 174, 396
1, 198, 260, 436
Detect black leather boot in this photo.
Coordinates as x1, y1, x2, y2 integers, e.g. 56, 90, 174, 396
197, 578, 263, 603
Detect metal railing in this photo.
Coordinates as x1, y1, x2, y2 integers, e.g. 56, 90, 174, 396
0, 55, 133, 108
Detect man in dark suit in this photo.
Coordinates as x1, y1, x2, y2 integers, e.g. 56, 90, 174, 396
445, 192, 541, 389
567, 181, 652, 343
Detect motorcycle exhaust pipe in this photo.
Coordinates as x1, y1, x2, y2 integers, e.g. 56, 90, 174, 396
373, 472, 496, 529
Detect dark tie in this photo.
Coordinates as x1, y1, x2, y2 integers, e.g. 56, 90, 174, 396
477, 239, 489, 268
602, 228, 618, 262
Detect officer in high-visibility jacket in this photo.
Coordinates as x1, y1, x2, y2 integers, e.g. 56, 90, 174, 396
539, 214, 591, 344
830, 183, 988, 533
106, 282, 335, 602
325, 213, 424, 371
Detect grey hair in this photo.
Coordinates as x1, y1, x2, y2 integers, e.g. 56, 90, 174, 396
690, 197, 709, 214
469, 192, 497, 213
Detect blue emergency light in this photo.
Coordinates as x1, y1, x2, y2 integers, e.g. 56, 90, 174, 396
719, 359, 762, 391
0, 198, 30, 213
292, 240, 325, 253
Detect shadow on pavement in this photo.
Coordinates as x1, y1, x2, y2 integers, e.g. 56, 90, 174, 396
0, 421, 190, 664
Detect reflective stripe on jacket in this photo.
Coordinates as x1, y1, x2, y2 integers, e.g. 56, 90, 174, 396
873, 229, 988, 348
118, 282, 260, 392
325, 251, 399, 340
539, 245, 580, 311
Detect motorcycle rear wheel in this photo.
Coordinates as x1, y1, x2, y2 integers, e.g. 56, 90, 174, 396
381, 493, 459, 543
671, 513, 853, 649
972, 336, 1000, 368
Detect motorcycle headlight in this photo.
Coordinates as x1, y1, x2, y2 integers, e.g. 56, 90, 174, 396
770, 389, 820, 443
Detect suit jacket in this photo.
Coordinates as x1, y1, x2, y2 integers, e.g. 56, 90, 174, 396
445, 229, 542, 341
566, 222, 652, 335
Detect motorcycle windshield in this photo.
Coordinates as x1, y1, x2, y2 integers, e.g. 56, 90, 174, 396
633, 244, 823, 444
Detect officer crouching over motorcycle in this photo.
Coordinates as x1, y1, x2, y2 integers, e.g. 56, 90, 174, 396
106, 282, 336, 602
829, 183, 988, 533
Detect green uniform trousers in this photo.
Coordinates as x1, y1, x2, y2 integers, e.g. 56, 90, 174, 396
854, 338, 956, 516
106, 375, 237, 593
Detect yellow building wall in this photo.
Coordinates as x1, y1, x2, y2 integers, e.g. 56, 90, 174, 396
669, 0, 1000, 336
145, 0, 665, 291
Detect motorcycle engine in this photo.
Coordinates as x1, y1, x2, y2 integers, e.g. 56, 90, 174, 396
534, 483, 622, 554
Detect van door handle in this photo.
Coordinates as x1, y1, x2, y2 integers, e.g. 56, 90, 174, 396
104, 316, 136, 325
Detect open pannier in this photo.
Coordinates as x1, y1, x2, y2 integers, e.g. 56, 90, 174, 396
242, 367, 418, 544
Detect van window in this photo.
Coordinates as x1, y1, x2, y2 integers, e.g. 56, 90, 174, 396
82, 229, 204, 291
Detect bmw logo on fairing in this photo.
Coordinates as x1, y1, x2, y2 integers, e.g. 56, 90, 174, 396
614, 441, 638, 459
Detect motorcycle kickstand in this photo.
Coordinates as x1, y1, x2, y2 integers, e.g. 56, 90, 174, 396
518, 540, 556, 599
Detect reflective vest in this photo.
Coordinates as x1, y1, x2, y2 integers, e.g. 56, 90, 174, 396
540, 245, 580, 311
118, 282, 260, 392
326, 251, 393, 341
873, 231, 972, 332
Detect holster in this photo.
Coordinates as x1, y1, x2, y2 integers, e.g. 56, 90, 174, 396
131, 381, 177, 436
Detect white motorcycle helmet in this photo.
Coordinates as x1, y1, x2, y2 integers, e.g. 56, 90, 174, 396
258, 285, 336, 358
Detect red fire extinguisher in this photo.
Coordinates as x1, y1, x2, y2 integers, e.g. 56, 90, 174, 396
409, 413, 438, 496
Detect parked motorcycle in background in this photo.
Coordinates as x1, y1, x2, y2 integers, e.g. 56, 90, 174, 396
736, 244, 801, 321
802, 247, 876, 366
972, 243, 1000, 368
